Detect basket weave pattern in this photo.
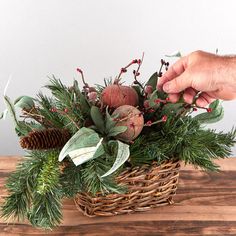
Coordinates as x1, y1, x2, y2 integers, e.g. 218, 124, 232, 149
75, 159, 181, 217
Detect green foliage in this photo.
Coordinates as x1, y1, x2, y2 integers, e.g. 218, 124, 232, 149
28, 189, 62, 230
107, 126, 127, 137
146, 72, 158, 89
90, 106, 105, 133
59, 127, 100, 161
130, 117, 236, 171
1, 150, 63, 230
102, 140, 130, 178
82, 157, 125, 196
193, 100, 224, 124
60, 161, 82, 198
14, 96, 35, 110
36, 93, 64, 128
36, 151, 60, 195
44, 76, 88, 134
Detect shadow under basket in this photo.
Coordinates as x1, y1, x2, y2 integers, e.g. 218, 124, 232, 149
74, 159, 181, 217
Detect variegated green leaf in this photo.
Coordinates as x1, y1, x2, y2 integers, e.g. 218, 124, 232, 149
68, 138, 104, 166
59, 127, 100, 161
14, 96, 35, 109
101, 140, 130, 178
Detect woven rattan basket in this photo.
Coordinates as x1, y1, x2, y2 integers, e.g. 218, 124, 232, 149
74, 159, 181, 217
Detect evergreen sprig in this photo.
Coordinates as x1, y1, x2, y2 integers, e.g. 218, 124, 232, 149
130, 118, 236, 171
81, 156, 126, 196
1, 150, 63, 229
60, 161, 82, 198
44, 76, 88, 134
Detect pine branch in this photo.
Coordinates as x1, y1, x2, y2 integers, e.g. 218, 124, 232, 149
44, 77, 88, 134
28, 189, 62, 230
81, 156, 126, 196
36, 93, 65, 128
130, 117, 236, 171
1, 151, 47, 221
60, 161, 82, 198
1, 150, 64, 229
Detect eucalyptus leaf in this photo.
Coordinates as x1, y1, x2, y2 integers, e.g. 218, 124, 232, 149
146, 72, 158, 89
68, 138, 104, 166
162, 103, 185, 116
4, 96, 18, 127
193, 100, 224, 124
165, 51, 182, 58
90, 106, 105, 133
101, 140, 130, 178
0, 109, 8, 120
14, 96, 35, 109
107, 126, 127, 137
59, 127, 100, 161
105, 107, 119, 132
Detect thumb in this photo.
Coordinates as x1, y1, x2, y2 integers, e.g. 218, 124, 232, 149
162, 72, 192, 93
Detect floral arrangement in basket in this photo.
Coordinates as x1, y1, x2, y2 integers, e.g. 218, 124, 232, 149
1, 53, 235, 229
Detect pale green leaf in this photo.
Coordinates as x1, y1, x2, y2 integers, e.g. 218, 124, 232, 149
14, 96, 35, 109
0, 109, 8, 120
4, 96, 18, 126
90, 106, 105, 133
165, 51, 182, 58
193, 100, 224, 124
59, 127, 100, 161
69, 138, 104, 166
107, 126, 127, 137
105, 107, 119, 132
146, 72, 158, 89
101, 140, 130, 178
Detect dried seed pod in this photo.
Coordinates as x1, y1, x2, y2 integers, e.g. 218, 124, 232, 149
112, 105, 144, 142
101, 85, 139, 108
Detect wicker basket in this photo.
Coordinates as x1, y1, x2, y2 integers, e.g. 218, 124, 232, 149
74, 159, 181, 217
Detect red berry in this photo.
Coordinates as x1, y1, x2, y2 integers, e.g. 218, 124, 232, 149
207, 108, 213, 113
132, 59, 138, 64
64, 108, 69, 113
146, 120, 152, 126
76, 68, 83, 73
162, 115, 168, 122
143, 100, 150, 108
137, 59, 142, 64
148, 108, 155, 113
50, 107, 57, 112
166, 97, 170, 102
154, 99, 160, 104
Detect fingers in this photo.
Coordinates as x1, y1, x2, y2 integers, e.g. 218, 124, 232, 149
168, 93, 181, 103
196, 92, 215, 107
183, 88, 197, 104
157, 56, 187, 91
162, 72, 192, 93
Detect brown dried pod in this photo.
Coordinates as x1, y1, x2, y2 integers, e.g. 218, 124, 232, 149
112, 105, 144, 142
101, 85, 138, 108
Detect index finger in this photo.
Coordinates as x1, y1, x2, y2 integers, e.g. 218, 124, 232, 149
157, 56, 188, 91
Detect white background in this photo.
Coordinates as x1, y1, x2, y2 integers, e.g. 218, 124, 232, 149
0, 0, 235, 156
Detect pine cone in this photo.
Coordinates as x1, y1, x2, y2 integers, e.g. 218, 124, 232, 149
20, 128, 71, 150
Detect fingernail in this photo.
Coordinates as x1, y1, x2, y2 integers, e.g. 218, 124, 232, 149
163, 83, 170, 92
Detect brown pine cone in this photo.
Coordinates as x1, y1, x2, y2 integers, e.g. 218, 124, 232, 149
20, 128, 71, 150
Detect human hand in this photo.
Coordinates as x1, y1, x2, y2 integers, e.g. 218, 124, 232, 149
157, 50, 236, 107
